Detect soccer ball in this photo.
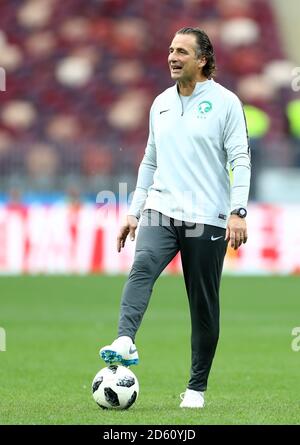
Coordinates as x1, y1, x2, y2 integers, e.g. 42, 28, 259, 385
92, 365, 139, 410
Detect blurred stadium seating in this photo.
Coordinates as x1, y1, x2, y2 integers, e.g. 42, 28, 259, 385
1, 0, 300, 275
0, 0, 299, 201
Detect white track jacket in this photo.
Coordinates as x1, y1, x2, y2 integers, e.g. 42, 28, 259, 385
129, 79, 251, 228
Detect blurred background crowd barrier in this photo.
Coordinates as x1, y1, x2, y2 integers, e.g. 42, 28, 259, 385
1, 203, 300, 274
0, 0, 300, 274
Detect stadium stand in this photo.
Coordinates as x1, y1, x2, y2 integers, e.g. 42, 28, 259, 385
0, 0, 298, 197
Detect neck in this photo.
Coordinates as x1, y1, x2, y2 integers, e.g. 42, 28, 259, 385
178, 75, 208, 96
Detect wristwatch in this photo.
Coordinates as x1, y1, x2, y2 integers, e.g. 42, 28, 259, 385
230, 207, 247, 218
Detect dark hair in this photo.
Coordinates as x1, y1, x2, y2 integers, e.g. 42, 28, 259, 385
175, 27, 216, 78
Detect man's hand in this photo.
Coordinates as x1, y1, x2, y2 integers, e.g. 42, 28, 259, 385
117, 215, 139, 252
225, 215, 248, 250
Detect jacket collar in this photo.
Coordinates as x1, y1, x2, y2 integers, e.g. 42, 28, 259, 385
175, 78, 213, 97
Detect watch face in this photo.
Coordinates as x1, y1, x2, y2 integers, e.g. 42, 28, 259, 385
239, 208, 247, 217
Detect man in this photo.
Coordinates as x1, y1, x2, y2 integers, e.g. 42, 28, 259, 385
100, 27, 251, 408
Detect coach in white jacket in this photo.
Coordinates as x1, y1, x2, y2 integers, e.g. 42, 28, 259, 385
100, 27, 251, 409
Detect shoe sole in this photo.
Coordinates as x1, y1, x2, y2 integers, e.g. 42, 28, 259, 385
179, 404, 205, 408
100, 349, 139, 366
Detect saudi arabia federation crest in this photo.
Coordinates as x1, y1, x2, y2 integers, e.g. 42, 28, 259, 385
197, 100, 212, 118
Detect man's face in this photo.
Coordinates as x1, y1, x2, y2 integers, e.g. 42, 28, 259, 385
168, 33, 206, 82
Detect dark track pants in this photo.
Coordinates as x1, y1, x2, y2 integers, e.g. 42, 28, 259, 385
118, 210, 227, 391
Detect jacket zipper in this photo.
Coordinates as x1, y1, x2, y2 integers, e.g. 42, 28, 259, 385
179, 94, 184, 116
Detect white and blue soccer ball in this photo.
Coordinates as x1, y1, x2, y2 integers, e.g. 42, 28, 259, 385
92, 365, 139, 410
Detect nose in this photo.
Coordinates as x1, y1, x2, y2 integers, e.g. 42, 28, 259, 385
168, 53, 178, 64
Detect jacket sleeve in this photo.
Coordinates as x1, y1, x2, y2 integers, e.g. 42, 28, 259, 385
223, 95, 251, 211
128, 102, 157, 218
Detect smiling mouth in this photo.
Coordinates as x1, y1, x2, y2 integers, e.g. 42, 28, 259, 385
170, 65, 183, 72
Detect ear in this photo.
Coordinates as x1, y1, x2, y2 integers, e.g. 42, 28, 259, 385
198, 56, 207, 68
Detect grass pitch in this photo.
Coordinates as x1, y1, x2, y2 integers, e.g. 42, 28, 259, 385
0, 275, 299, 425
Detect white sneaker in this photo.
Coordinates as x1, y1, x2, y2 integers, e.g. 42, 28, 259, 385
179, 389, 205, 408
99, 336, 139, 366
